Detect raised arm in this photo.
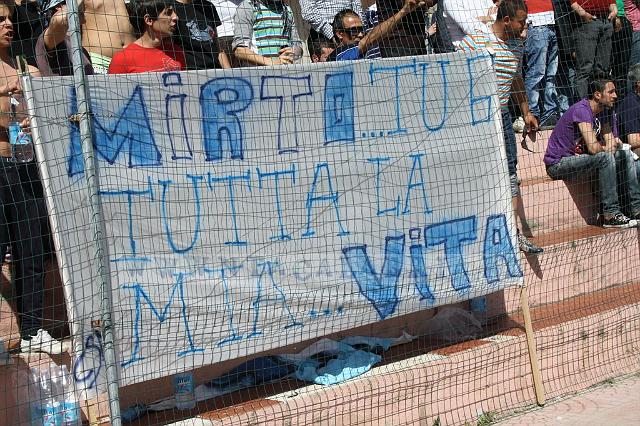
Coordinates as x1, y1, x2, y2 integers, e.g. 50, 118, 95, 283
359, 0, 433, 53
43, 6, 69, 51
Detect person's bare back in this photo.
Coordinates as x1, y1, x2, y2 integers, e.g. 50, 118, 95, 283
82, 0, 135, 61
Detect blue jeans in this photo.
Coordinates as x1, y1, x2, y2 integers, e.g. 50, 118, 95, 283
547, 150, 640, 216
501, 110, 519, 197
525, 25, 560, 122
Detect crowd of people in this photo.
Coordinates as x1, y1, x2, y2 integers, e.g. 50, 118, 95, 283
1, 0, 640, 353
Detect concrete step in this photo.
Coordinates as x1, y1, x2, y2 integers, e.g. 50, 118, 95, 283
493, 225, 640, 316
519, 176, 598, 237
138, 283, 640, 426
516, 129, 552, 182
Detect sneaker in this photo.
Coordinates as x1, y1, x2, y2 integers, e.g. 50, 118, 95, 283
512, 116, 525, 133
539, 113, 559, 131
20, 329, 70, 355
602, 213, 637, 228
518, 233, 544, 254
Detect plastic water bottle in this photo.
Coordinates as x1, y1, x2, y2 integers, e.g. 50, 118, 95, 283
28, 369, 44, 426
59, 366, 81, 425
173, 372, 196, 410
8, 95, 33, 162
40, 368, 62, 426
9, 121, 34, 162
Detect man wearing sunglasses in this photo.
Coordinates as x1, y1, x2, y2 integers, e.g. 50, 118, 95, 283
328, 0, 426, 61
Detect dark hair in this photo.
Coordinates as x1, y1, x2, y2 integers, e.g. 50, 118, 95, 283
496, 0, 527, 20
331, 8, 359, 39
129, 0, 173, 35
588, 78, 615, 99
309, 36, 333, 59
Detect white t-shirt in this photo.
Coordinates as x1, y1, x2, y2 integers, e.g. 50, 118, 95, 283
442, 0, 497, 46
212, 0, 243, 37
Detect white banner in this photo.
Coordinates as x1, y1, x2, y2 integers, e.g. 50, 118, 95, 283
29, 51, 523, 388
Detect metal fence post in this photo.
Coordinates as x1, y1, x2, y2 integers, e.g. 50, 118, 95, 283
65, 0, 123, 423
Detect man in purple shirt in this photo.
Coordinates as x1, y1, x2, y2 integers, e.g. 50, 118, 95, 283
544, 78, 640, 227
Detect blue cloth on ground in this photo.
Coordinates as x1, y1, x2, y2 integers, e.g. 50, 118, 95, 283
294, 341, 382, 386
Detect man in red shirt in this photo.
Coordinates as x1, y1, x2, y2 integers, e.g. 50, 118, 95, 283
109, 0, 186, 74
570, 0, 618, 98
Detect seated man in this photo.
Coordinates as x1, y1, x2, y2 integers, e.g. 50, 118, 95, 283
0, 1, 66, 353
108, 0, 185, 73
328, 0, 423, 61
232, 0, 301, 66
544, 78, 640, 228
35, 0, 94, 76
617, 63, 640, 174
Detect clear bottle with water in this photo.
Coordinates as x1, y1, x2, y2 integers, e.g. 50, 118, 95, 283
173, 372, 196, 410
40, 368, 62, 426
59, 366, 81, 426
9, 95, 33, 163
28, 369, 44, 426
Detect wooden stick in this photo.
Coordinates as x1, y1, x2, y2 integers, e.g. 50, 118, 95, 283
520, 284, 546, 406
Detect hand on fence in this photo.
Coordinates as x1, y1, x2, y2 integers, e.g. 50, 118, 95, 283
401, 0, 428, 14
523, 112, 538, 133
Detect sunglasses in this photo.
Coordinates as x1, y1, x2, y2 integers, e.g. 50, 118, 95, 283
340, 26, 364, 36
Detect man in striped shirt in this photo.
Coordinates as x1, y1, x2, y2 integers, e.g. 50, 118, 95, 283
232, 0, 301, 66
459, 0, 543, 254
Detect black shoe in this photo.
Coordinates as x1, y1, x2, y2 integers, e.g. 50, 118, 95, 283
539, 113, 559, 131
518, 233, 543, 254
602, 213, 637, 228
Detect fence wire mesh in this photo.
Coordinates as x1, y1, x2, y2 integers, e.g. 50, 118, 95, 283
1, 0, 640, 425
